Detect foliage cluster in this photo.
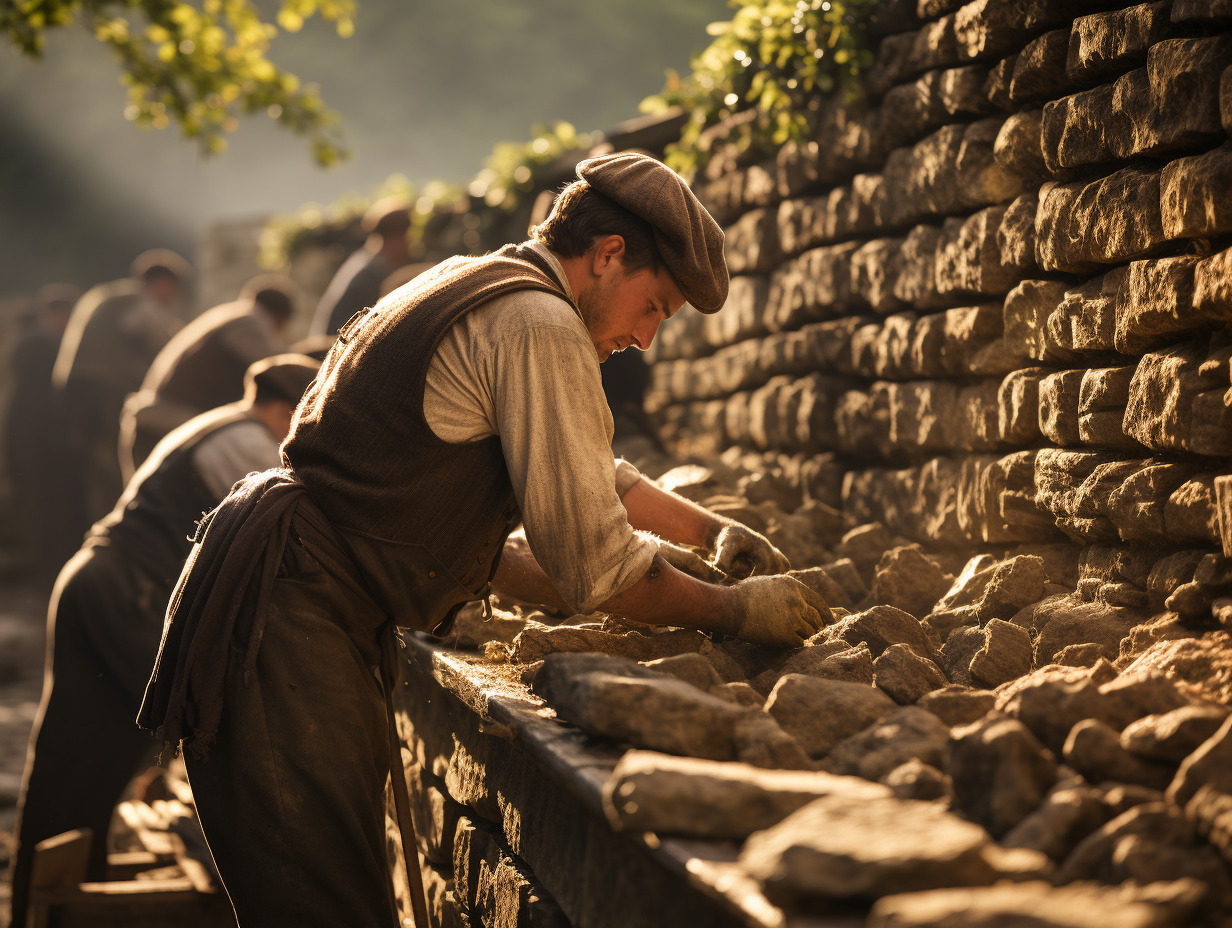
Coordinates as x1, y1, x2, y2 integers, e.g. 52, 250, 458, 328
2, 0, 354, 164
258, 121, 593, 268
641, 0, 879, 177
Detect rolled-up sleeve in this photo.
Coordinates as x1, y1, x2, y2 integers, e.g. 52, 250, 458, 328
487, 322, 656, 614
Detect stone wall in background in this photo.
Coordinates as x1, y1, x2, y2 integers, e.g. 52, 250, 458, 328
647, 0, 1232, 606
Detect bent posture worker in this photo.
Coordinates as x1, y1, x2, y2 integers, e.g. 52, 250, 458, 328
9, 356, 320, 928
139, 153, 830, 927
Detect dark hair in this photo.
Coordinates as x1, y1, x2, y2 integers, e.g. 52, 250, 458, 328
130, 248, 191, 283
530, 180, 663, 273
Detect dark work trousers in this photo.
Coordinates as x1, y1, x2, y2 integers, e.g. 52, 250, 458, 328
9, 544, 167, 928
184, 514, 397, 928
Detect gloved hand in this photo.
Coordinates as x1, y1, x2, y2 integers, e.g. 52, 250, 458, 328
726, 575, 832, 648
713, 522, 791, 579
650, 536, 729, 584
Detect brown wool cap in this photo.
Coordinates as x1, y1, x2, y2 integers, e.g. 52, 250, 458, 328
244, 353, 321, 406
576, 152, 728, 313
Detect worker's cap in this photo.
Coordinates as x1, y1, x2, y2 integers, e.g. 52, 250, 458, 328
576, 152, 727, 313
243, 354, 320, 406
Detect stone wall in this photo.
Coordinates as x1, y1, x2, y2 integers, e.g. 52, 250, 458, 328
646, 0, 1232, 588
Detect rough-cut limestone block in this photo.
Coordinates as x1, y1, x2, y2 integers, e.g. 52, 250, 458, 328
1067, 459, 1143, 538
871, 313, 919, 380
851, 238, 907, 314
1044, 37, 1232, 172
874, 643, 949, 704
866, 880, 1205, 928
925, 554, 1048, 640
1125, 339, 1223, 454
740, 793, 1043, 909
1068, 2, 1174, 82
998, 368, 1048, 446
1063, 718, 1175, 789
1058, 803, 1232, 907
1052, 269, 1121, 354
1032, 597, 1144, 668
882, 120, 1026, 229
1077, 366, 1140, 451
918, 685, 996, 726
996, 191, 1038, 277
826, 604, 940, 661
994, 110, 1051, 186
1038, 369, 1084, 447
510, 624, 715, 666
969, 617, 1033, 686
1161, 142, 1232, 241
1124, 705, 1230, 764
765, 674, 898, 758
1106, 463, 1202, 543
601, 751, 890, 839
984, 54, 1017, 112
1034, 449, 1114, 519
1001, 784, 1112, 861
765, 242, 862, 332
532, 653, 757, 762
1002, 279, 1072, 362
1172, 0, 1232, 24
822, 706, 952, 781
934, 206, 1025, 298
774, 138, 821, 201
879, 65, 993, 153
994, 662, 1119, 754
1036, 167, 1165, 272
1192, 247, 1232, 329
1009, 27, 1074, 104
871, 544, 952, 620
1115, 256, 1201, 355
1165, 475, 1222, 544
894, 225, 947, 308
724, 207, 781, 276
948, 715, 1057, 836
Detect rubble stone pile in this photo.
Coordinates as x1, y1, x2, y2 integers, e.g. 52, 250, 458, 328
391, 1, 1232, 925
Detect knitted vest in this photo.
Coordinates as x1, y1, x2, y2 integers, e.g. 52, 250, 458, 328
283, 244, 572, 629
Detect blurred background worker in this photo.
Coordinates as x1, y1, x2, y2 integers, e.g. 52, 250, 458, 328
309, 196, 412, 336
50, 249, 191, 545
3, 284, 81, 588
119, 274, 299, 477
8, 354, 320, 928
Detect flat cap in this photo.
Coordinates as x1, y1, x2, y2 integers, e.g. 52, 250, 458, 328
576, 152, 728, 313
244, 353, 320, 406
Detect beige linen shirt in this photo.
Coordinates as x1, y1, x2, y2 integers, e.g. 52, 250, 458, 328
420, 244, 656, 614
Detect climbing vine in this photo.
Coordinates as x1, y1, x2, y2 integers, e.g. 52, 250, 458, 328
641, 0, 879, 178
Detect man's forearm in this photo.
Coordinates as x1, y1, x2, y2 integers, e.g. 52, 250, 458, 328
596, 555, 735, 633
620, 475, 725, 549
491, 535, 736, 634
490, 532, 569, 613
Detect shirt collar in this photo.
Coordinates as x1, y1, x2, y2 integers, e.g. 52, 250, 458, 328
523, 241, 575, 305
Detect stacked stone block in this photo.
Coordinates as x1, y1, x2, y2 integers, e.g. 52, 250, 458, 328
647, 0, 1232, 579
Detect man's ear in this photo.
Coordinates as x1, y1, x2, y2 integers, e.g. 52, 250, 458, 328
590, 234, 626, 276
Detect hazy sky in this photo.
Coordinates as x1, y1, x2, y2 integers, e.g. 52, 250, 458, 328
0, 0, 726, 295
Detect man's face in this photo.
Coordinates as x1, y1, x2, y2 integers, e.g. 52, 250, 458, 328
578, 259, 686, 362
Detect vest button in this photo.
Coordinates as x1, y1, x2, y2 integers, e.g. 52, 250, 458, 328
428, 570, 436, 578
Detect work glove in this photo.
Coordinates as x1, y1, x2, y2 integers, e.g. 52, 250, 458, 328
727, 575, 832, 648
713, 522, 791, 579
648, 536, 729, 584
